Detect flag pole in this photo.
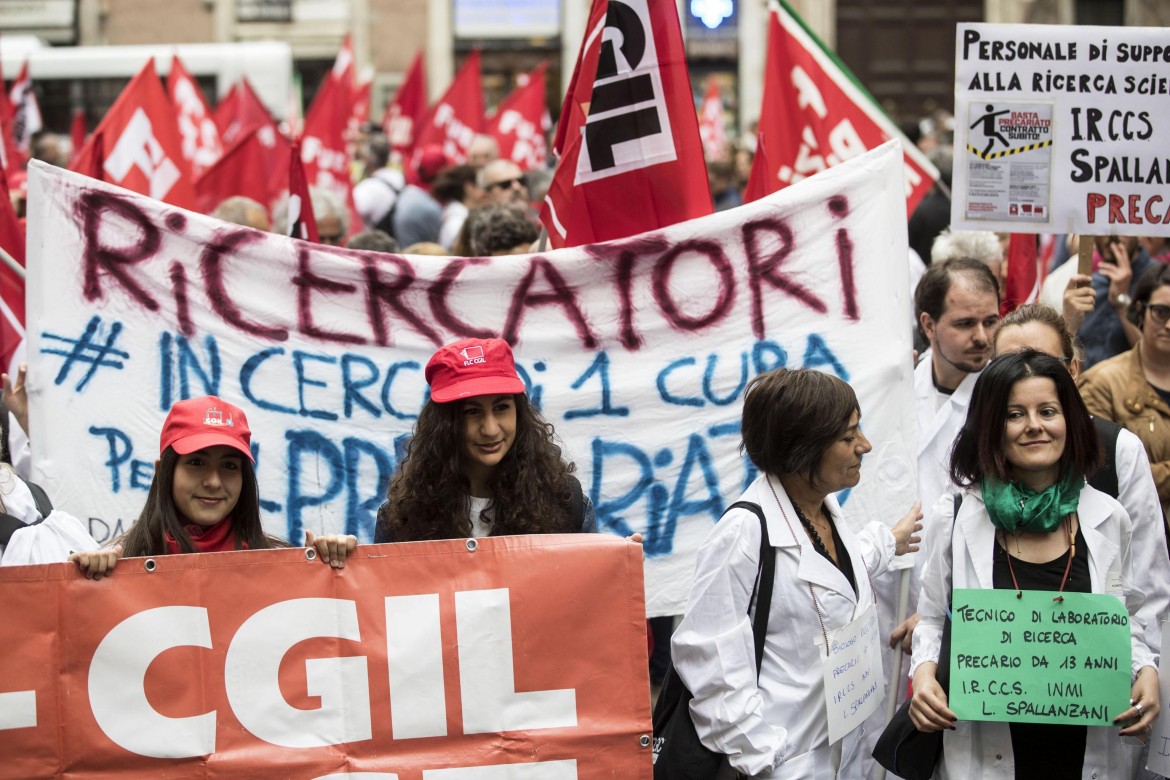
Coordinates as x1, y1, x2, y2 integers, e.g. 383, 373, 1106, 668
0, 247, 25, 280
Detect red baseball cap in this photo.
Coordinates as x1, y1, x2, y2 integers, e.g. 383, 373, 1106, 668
425, 338, 525, 403
160, 396, 254, 461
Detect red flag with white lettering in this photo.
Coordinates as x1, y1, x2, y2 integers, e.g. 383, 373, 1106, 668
411, 50, 484, 169
194, 121, 290, 217
167, 56, 223, 178
486, 62, 550, 171
745, 0, 937, 214
286, 139, 320, 243
698, 79, 727, 160
381, 51, 427, 161
301, 50, 355, 211
70, 59, 198, 210
540, 0, 712, 248
214, 78, 273, 148
1002, 233, 1045, 315
0, 154, 25, 373
8, 60, 43, 155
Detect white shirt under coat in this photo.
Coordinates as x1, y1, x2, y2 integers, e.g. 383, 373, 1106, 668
911, 484, 1153, 780
672, 473, 897, 779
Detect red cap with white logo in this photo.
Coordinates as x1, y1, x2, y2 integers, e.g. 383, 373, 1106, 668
425, 338, 526, 403
160, 396, 254, 461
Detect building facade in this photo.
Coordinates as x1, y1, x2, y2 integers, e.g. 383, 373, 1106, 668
3, 0, 1168, 136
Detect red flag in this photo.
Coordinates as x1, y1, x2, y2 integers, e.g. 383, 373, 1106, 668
0, 154, 25, 373
381, 51, 427, 160
70, 59, 198, 210
745, 1, 937, 214
301, 48, 355, 210
1002, 233, 1045, 315
0, 57, 26, 181
194, 121, 290, 217
540, 0, 712, 248
69, 107, 86, 166
286, 139, 320, 243
410, 50, 484, 168
168, 55, 224, 178
486, 62, 550, 171
352, 79, 371, 128
214, 78, 273, 148
742, 132, 771, 204
8, 61, 43, 155
698, 79, 727, 160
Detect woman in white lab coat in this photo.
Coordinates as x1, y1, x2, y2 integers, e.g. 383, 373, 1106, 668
672, 368, 923, 778
910, 350, 1158, 779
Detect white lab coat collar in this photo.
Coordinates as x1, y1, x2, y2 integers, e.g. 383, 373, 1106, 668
955, 482, 1120, 592
914, 352, 981, 458
760, 474, 863, 609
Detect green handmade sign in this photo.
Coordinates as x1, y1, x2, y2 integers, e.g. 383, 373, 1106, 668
949, 589, 1131, 725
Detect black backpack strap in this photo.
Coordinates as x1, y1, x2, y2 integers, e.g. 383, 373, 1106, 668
1088, 416, 1121, 499
25, 481, 52, 518
726, 500, 775, 677
0, 513, 27, 546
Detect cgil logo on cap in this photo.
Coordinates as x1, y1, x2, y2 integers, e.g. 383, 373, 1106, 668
203, 408, 235, 427
460, 345, 486, 366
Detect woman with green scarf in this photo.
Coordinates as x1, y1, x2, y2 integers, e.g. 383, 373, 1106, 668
908, 349, 1158, 779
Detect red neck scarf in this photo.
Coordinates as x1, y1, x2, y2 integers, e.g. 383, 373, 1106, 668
165, 516, 247, 555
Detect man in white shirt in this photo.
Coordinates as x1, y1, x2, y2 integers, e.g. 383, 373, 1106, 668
864, 258, 1001, 776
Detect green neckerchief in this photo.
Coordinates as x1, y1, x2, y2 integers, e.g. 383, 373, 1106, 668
980, 473, 1082, 534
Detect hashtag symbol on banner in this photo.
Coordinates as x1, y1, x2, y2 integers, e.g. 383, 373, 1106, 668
40, 316, 130, 392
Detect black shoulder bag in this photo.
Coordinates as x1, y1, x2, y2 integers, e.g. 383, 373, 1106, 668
872, 494, 962, 780
652, 501, 775, 780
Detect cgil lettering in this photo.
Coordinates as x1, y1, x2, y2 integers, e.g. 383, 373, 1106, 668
85, 589, 576, 759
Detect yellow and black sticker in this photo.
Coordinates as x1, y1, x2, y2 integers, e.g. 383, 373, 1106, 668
966, 140, 1053, 161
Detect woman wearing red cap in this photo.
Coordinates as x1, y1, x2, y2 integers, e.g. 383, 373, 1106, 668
375, 338, 595, 542
72, 396, 356, 578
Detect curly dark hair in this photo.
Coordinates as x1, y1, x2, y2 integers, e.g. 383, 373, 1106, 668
378, 393, 581, 540
118, 447, 288, 557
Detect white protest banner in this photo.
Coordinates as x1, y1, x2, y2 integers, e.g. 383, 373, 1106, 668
953, 23, 1170, 236
25, 141, 916, 616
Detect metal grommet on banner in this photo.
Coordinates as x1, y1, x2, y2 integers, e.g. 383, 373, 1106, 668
466, 539, 478, 552
143, 558, 157, 572
305, 547, 318, 561
639, 734, 651, 747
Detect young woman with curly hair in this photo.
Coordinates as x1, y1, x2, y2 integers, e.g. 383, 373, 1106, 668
374, 338, 595, 542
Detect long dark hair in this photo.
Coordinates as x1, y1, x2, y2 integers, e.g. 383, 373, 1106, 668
119, 447, 286, 556
950, 350, 1102, 487
380, 393, 580, 540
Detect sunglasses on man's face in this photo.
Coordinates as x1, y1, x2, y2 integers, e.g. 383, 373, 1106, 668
1145, 303, 1170, 325
486, 176, 525, 192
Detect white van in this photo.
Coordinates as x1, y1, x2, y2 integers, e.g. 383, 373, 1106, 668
0, 37, 292, 129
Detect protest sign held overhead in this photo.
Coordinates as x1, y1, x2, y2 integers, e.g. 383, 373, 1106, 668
746, 0, 938, 215
25, 140, 915, 616
0, 536, 651, 778
540, 0, 712, 248
953, 22, 1170, 236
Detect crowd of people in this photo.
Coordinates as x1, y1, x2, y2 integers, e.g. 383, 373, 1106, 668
5, 95, 1170, 780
